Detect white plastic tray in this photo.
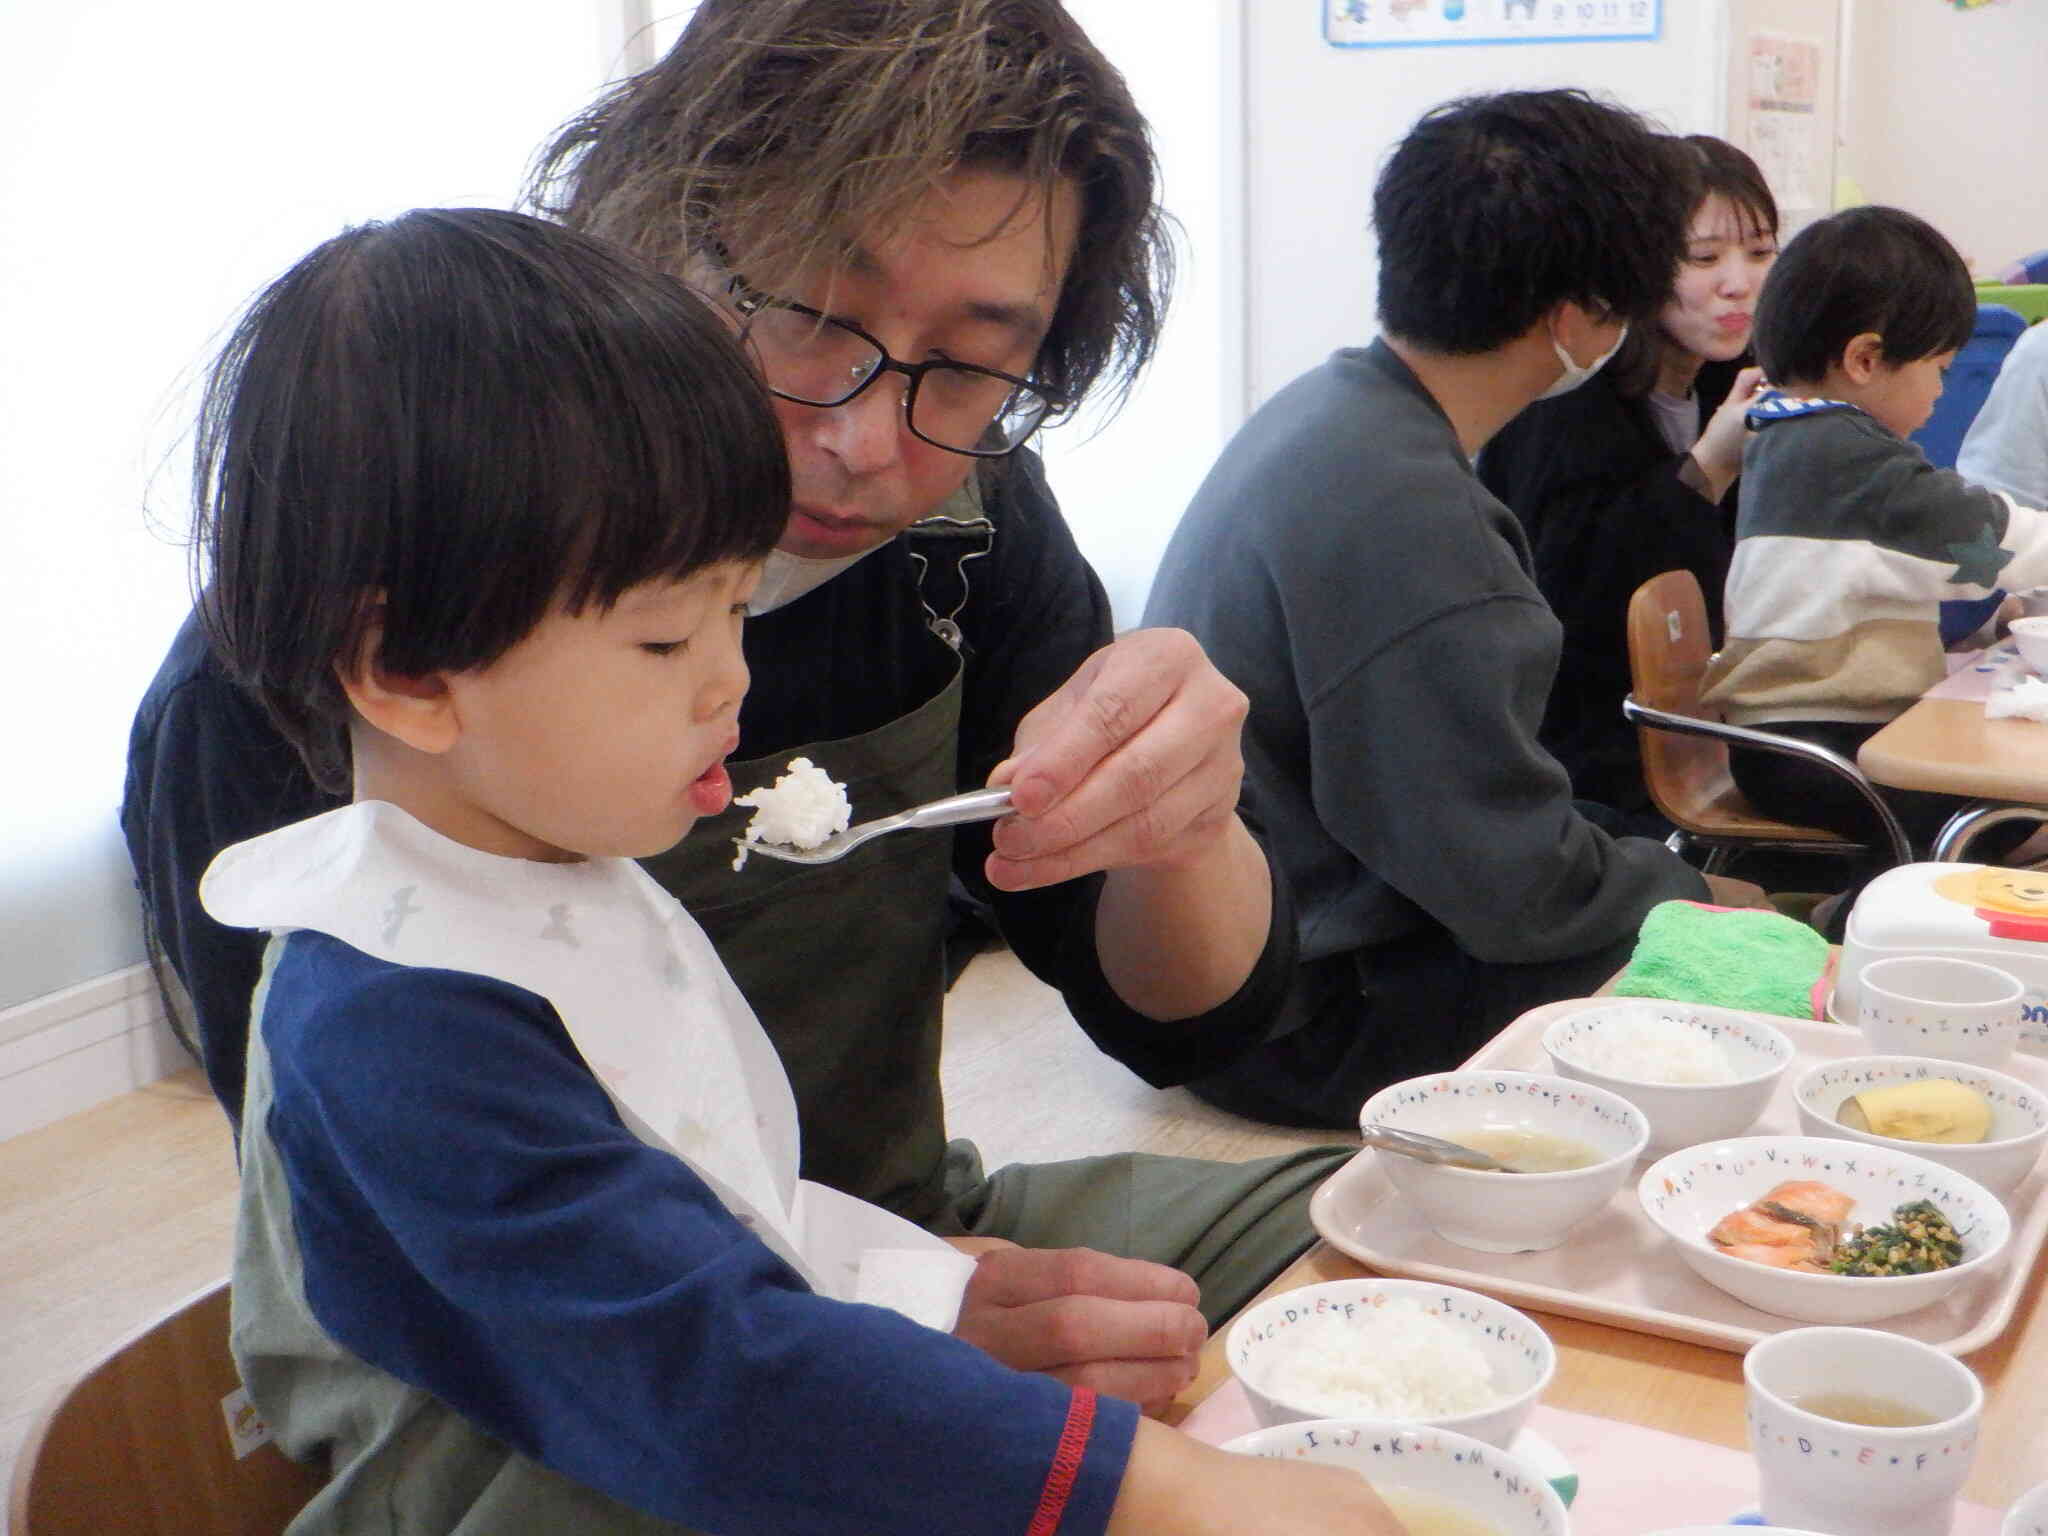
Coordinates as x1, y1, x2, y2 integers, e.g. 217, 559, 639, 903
1309, 998, 2048, 1356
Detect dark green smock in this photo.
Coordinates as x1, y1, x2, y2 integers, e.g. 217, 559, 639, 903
646, 549, 1346, 1326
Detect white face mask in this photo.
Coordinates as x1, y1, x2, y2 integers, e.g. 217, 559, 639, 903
1535, 318, 1630, 400
745, 545, 882, 616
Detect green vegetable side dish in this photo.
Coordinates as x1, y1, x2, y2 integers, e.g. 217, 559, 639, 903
1829, 1200, 1964, 1277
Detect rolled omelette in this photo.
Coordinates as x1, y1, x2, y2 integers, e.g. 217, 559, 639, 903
1837, 1079, 1994, 1144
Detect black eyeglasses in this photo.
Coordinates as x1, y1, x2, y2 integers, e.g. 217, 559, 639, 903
728, 278, 1066, 458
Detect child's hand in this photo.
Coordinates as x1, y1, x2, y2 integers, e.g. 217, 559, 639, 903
1690, 364, 1768, 503
1109, 1419, 1405, 1534
949, 1241, 1206, 1413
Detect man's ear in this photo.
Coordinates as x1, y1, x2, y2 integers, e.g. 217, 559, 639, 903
334, 607, 460, 756
1840, 332, 1886, 384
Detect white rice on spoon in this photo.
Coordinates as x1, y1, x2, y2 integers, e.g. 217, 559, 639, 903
730, 757, 851, 871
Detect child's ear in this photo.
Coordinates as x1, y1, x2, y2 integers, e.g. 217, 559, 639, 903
1840, 332, 1886, 384
334, 605, 461, 756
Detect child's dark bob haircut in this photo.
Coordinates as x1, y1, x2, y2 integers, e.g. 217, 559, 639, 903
1752, 205, 1976, 386
194, 207, 790, 793
1373, 89, 1689, 355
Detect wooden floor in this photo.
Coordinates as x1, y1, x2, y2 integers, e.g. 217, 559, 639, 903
0, 945, 1345, 1497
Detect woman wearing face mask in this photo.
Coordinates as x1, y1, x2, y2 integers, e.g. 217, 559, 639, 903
1479, 135, 1779, 831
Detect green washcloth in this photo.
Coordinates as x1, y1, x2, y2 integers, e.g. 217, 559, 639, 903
1609, 899, 1831, 1019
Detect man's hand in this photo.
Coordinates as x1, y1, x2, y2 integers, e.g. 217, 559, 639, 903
948, 1240, 1206, 1415
984, 628, 1248, 892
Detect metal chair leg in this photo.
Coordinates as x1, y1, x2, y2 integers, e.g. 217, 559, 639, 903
1931, 801, 2048, 862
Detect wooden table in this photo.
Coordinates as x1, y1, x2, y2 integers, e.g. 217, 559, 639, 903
1860, 698, 2048, 806
1859, 697, 2048, 859
1170, 1228, 2048, 1507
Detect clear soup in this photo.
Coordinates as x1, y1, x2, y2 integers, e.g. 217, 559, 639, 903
1456, 1126, 1600, 1173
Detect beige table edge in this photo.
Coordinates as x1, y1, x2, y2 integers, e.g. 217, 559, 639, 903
1860, 696, 2048, 804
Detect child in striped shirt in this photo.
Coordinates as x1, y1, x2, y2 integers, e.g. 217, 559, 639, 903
1703, 205, 2048, 856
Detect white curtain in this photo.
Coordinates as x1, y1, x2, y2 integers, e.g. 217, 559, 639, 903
0, 1, 635, 1012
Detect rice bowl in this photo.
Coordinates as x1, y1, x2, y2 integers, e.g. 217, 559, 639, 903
1225, 1277, 1555, 1449
1542, 1000, 1792, 1152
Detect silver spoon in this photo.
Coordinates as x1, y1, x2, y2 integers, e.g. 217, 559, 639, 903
1361, 1122, 1517, 1173
735, 786, 1015, 867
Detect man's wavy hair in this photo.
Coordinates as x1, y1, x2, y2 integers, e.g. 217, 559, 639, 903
526, 0, 1172, 417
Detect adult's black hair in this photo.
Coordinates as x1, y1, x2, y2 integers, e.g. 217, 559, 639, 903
1752, 204, 1976, 385
193, 207, 790, 792
1373, 89, 1689, 355
1607, 132, 1781, 397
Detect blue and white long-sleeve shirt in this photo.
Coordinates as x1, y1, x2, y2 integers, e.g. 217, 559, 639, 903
208, 804, 1134, 1534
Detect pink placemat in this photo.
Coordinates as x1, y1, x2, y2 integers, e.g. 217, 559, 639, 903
1181, 1380, 2004, 1534
1927, 643, 2027, 703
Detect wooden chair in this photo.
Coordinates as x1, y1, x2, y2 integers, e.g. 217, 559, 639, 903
8, 1281, 323, 1535
1622, 569, 1912, 876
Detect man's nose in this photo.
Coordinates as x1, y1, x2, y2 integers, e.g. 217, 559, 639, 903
811, 376, 906, 476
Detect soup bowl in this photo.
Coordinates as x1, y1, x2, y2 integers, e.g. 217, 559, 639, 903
1225, 1277, 1555, 1449
1541, 999, 1793, 1152
1359, 1070, 1649, 1253
1637, 1134, 2012, 1324
1220, 1420, 1568, 1536
1793, 1054, 2048, 1195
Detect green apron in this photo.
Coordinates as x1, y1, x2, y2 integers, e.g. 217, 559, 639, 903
642, 511, 1350, 1325
641, 650, 965, 1225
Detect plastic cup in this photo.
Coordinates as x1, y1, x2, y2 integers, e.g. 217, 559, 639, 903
1857, 955, 2023, 1069
1744, 1325, 1983, 1536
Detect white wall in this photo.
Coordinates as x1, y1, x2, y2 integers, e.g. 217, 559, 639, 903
1244, 3, 1727, 408
1839, 0, 2048, 275
0, 3, 631, 1012
1036, 0, 1238, 629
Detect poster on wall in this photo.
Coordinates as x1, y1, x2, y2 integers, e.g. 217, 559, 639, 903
1742, 33, 1823, 217
1722, 0, 1837, 236
1324, 0, 1660, 49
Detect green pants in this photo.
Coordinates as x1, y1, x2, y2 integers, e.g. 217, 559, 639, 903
931, 1140, 1358, 1327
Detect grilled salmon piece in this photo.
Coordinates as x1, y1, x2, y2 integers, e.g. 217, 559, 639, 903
1759, 1180, 1855, 1225
1708, 1205, 1814, 1249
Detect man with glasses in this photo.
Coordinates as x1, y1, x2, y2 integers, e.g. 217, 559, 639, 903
125, 0, 1345, 1417
1147, 91, 1771, 1131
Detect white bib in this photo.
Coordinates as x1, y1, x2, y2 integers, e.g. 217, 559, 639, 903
203, 802, 973, 1326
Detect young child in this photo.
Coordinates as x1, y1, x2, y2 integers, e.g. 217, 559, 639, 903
1702, 205, 2048, 854
191, 209, 1393, 1535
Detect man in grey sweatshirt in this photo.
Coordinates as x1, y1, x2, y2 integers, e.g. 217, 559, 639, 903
1146, 90, 1769, 1127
